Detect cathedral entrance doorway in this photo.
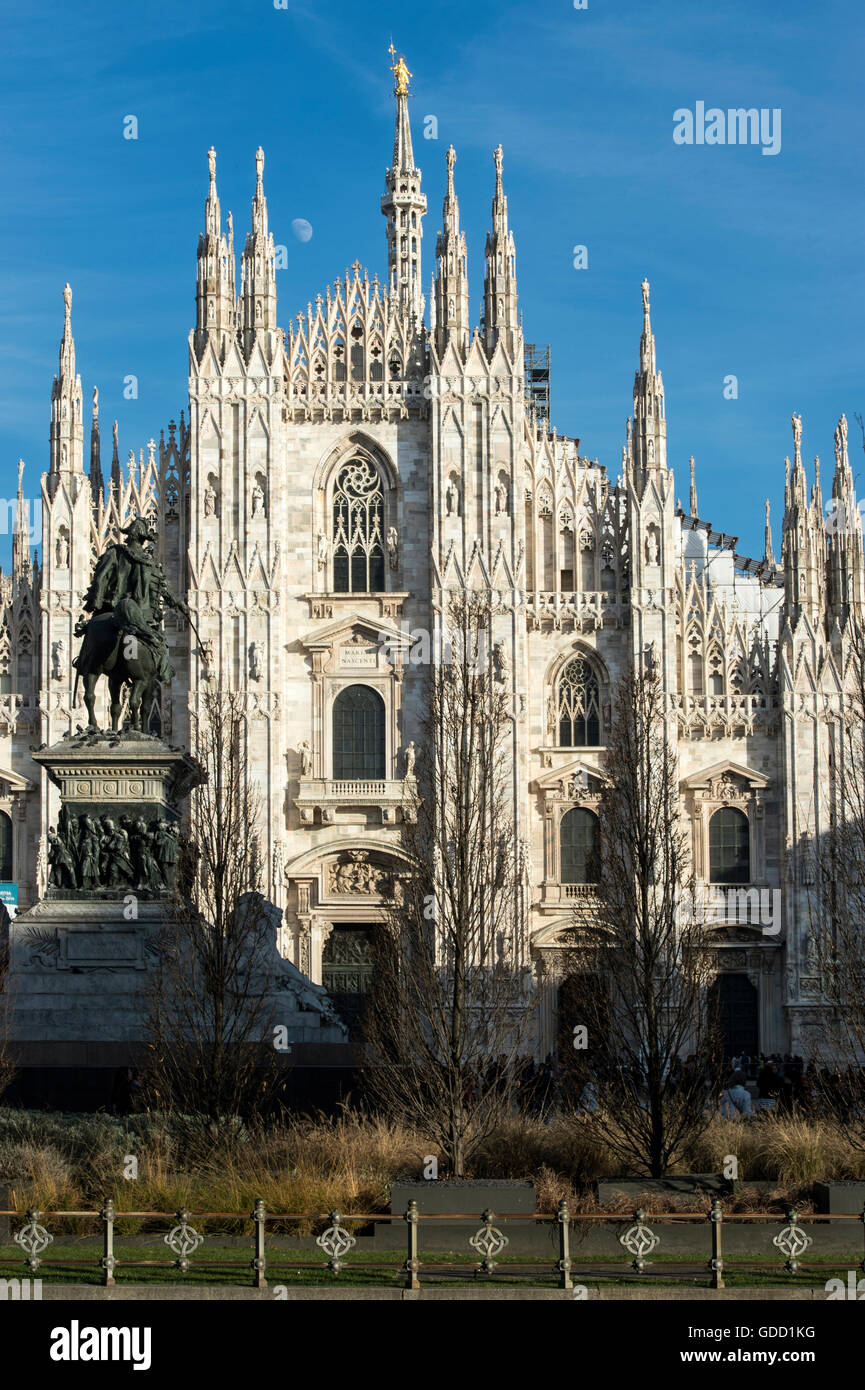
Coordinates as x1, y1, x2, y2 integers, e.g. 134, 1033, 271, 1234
709, 973, 759, 1062
556, 971, 610, 1065
321, 922, 376, 1037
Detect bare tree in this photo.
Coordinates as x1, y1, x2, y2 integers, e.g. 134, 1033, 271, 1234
570, 657, 720, 1177
144, 685, 282, 1128
363, 592, 533, 1178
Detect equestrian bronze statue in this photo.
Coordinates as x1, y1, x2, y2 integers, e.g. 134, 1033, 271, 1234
72, 516, 190, 731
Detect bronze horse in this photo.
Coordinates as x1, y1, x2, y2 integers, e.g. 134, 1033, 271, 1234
73, 610, 161, 732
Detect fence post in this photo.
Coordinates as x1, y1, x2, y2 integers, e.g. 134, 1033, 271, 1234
404, 1200, 420, 1290
708, 1198, 724, 1290
101, 1198, 116, 1288
252, 1199, 267, 1289
557, 1200, 573, 1290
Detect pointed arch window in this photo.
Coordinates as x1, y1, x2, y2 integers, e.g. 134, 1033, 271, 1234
556, 654, 602, 747
560, 807, 599, 884
332, 458, 385, 593
333, 685, 386, 780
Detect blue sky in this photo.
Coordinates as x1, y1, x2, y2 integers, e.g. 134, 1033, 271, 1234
0, 0, 862, 563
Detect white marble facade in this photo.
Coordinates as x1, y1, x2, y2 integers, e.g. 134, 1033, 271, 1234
1, 80, 861, 1061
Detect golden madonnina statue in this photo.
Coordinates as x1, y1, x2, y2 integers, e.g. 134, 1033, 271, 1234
388, 42, 411, 95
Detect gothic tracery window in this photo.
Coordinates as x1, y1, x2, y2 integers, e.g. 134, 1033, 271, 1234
556, 654, 602, 747
332, 457, 385, 593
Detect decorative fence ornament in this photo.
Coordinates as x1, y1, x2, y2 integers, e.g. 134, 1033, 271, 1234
164, 1209, 204, 1271
14, 1209, 54, 1272
469, 1209, 509, 1274
316, 1211, 357, 1273
772, 1210, 812, 1272
619, 1209, 659, 1272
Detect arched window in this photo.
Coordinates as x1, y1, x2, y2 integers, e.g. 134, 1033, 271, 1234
332, 457, 385, 593
0, 810, 12, 881
333, 686, 385, 780
560, 807, 599, 884
556, 654, 602, 747
709, 807, 750, 884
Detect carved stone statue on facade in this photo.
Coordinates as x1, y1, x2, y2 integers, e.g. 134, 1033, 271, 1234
251, 478, 266, 518
494, 641, 511, 684
249, 641, 262, 682
445, 478, 460, 516
51, 639, 65, 681
204, 480, 218, 517
317, 530, 329, 571
298, 740, 312, 777
387, 526, 399, 569
403, 740, 416, 778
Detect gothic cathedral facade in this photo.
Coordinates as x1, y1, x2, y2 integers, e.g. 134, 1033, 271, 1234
1, 74, 860, 1061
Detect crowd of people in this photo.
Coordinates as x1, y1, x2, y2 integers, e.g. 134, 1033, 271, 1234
456, 1049, 865, 1122
718, 1053, 865, 1120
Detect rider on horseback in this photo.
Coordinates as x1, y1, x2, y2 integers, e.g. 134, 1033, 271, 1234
73, 517, 188, 687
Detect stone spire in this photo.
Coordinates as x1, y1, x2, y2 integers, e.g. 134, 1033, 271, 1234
194, 146, 237, 355
89, 385, 104, 507
49, 283, 84, 477
782, 413, 825, 622
433, 145, 469, 354
689, 456, 698, 517
632, 277, 666, 475
110, 418, 122, 498
827, 413, 864, 622
240, 146, 278, 356
381, 47, 426, 322
483, 145, 518, 355
12, 458, 30, 578
764, 498, 775, 566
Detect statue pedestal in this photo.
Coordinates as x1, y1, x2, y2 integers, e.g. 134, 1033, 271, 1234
32, 729, 201, 901
5, 731, 349, 1103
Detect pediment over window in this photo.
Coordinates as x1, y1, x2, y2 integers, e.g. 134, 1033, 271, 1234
300, 614, 412, 676
681, 760, 769, 797
533, 757, 606, 800
0, 767, 34, 795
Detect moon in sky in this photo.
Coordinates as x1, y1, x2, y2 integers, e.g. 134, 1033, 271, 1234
291, 218, 313, 243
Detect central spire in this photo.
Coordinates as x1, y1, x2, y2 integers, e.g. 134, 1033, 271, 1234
381, 44, 426, 322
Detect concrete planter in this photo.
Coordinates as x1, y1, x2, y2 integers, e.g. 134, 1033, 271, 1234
813, 1181, 865, 1215
384, 1179, 539, 1251
595, 1174, 733, 1206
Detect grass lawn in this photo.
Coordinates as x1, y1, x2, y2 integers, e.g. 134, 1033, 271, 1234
0, 1243, 854, 1289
